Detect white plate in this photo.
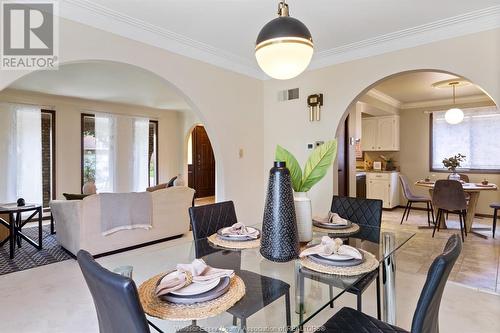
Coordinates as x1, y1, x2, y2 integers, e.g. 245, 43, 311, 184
219, 226, 259, 239
318, 253, 354, 261
160, 271, 221, 296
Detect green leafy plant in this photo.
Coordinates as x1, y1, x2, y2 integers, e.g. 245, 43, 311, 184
275, 140, 337, 192
442, 153, 466, 172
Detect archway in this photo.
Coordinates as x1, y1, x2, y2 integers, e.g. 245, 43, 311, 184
334, 69, 498, 216
0, 60, 219, 201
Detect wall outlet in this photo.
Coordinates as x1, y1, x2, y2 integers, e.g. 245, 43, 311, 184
315, 141, 325, 147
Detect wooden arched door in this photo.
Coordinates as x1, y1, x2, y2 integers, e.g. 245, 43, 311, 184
188, 126, 215, 198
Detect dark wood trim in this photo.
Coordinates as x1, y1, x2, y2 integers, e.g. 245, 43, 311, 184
429, 112, 500, 174
81, 113, 95, 191
62, 234, 184, 260
42, 109, 56, 200
149, 120, 159, 187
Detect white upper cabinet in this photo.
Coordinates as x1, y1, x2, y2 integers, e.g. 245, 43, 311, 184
361, 115, 400, 151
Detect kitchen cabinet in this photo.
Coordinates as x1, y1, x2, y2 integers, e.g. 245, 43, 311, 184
361, 115, 400, 151
366, 172, 399, 209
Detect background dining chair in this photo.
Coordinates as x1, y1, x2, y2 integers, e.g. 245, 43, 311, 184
319, 196, 383, 318
189, 201, 291, 332
490, 203, 499, 238
76, 250, 167, 333
315, 234, 462, 333
399, 174, 434, 226
432, 180, 468, 242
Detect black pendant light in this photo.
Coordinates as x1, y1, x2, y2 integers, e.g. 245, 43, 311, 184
255, 1, 314, 80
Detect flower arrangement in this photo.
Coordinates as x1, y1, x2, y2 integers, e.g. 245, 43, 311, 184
442, 153, 466, 172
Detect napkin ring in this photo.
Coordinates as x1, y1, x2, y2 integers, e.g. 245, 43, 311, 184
183, 271, 193, 287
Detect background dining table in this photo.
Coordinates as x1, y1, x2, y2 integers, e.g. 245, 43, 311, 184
415, 181, 498, 238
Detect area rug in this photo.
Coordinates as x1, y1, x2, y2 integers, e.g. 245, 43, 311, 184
0, 225, 72, 276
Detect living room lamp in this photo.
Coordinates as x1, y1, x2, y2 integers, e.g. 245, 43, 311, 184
445, 82, 464, 125
255, 0, 314, 80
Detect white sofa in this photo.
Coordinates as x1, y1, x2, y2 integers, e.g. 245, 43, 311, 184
50, 186, 195, 256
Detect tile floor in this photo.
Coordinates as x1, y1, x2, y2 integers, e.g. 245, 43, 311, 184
383, 208, 500, 293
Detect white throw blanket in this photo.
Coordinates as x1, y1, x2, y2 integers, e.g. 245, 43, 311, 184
100, 192, 152, 235
299, 236, 362, 259
155, 259, 234, 296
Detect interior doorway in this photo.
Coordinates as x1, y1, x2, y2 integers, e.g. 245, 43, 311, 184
188, 125, 216, 199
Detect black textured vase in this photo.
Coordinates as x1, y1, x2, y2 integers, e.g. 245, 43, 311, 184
260, 161, 299, 262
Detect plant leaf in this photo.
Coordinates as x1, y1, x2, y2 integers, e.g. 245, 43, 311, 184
275, 145, 302, 191
300, 140, 337, 192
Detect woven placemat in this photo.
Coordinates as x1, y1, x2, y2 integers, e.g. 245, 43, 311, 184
208, 234, 261, 250
313, 223, 360, 236
300, 249, 379, 276
138, 274, 245, 321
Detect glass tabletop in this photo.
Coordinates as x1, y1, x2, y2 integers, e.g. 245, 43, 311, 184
102, 225, 414, 332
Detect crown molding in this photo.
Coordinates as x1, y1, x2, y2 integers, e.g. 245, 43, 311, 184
366, 89, 402, 109
60, 0, 267, 79
310, 5, 500, 70
400, 94, 493, 110
59, 1, 500, 80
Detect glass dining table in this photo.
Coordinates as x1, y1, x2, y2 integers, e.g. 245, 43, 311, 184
101, 225, 415, 332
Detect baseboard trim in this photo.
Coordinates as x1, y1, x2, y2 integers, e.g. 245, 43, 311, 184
396, 205, 494, 219
62, 234, 185, 260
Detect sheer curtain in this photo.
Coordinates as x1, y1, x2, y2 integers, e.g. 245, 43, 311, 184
132, 117, 150, 192
432, 106, 500, 170
0, 103, 42, 204
95, 113, 117, 193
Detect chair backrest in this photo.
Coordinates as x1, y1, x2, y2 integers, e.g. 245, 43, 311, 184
399, 174, 415, 199
189, 201, 241, 268
411, 234, 462, 333
432, 180, 467, 211
77, 250, 150, 333
331, 196, 383, 228
447, 173, 469, 183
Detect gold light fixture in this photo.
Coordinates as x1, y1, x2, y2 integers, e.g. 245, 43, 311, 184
444, 82, 464, 125
255, 1, 314, 80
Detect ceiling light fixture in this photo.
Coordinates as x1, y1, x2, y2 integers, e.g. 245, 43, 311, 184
255, 1, 313, 80
444, 82, 464, 125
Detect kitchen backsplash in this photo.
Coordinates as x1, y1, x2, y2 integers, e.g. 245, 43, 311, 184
359, 151, 400, 171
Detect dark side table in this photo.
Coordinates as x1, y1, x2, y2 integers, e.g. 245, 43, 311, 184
0, 204, 43, 259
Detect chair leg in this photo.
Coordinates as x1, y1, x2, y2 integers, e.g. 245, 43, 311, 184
430, 203, 435, 225
232, 316, 237, 326
400, 201, 410, 224
241, 318, 247, 333
426, 202, 431, 227
285, 290, 291, 333
462, 210, 467, 237
356, 293, 362, 312
493, 209, 497, 239
329, 285, 334, 308
458, 211, 465, 242
376, 273, 381, 320
148, 320, 164, 333
432, 209, 441, 238
406, 202, 413, 221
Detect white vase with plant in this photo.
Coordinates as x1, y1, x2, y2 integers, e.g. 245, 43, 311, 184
275, 140, 337, 242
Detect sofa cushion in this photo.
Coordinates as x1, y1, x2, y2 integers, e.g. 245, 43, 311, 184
63, 193, 90, 200
146, 183, 167, 192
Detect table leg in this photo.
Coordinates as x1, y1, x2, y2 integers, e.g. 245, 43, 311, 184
419, 189, 447, 230
15, 212, 22, 247
465, 191, 480, 233
9, 212, 15, 259
382, 232, 396, 325
38, 207, 43, 249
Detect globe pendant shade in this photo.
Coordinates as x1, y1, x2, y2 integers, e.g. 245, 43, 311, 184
445, 108, 464, 125
256, 16, 313, 80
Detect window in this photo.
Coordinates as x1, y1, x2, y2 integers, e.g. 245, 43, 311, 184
431, 106, 500, 171
81, 114, 158, 192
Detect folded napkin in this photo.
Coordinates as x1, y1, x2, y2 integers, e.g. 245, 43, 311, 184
155, 259, 234, 296
315, 212, 349, 225
299, 236, 362, 259
221, 222, 259, 239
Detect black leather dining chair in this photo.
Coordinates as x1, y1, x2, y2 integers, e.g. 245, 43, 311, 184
327, 196, 383, 318
189, 201, 291, 332
315, 234, 462, 333
76, 250, 168, 333
432, 180, 468, 242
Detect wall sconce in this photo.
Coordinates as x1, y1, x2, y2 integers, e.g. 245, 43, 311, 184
307, 93, 323, 121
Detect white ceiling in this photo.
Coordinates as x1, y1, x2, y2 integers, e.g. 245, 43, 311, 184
60, 0, 500, 78
8, 62, 190, 110
374, 72, 488, 103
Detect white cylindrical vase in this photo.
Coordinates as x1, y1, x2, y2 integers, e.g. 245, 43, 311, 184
294, 192, 312, 243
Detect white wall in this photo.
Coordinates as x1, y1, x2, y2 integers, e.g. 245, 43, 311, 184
0, 89, 188, 197
264, 28, 500, 216
0, 18, 265, 224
